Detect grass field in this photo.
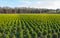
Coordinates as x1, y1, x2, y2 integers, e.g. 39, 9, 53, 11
0, 14, 60, 38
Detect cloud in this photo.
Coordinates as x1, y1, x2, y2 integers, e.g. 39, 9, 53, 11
19, 0, 60, 9
0, 0, 60, 9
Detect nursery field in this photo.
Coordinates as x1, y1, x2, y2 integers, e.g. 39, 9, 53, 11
0, 14, 60, 38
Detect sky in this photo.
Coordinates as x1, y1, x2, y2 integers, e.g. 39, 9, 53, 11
0, 0, 60, 9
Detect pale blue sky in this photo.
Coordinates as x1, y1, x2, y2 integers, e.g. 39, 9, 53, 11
0, 0, 60, 9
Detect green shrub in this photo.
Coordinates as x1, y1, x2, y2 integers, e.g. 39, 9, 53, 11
52, 33, 58, 38
47, 34, 52, 38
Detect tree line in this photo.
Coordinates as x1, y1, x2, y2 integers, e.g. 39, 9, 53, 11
0, 7, 60, 13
